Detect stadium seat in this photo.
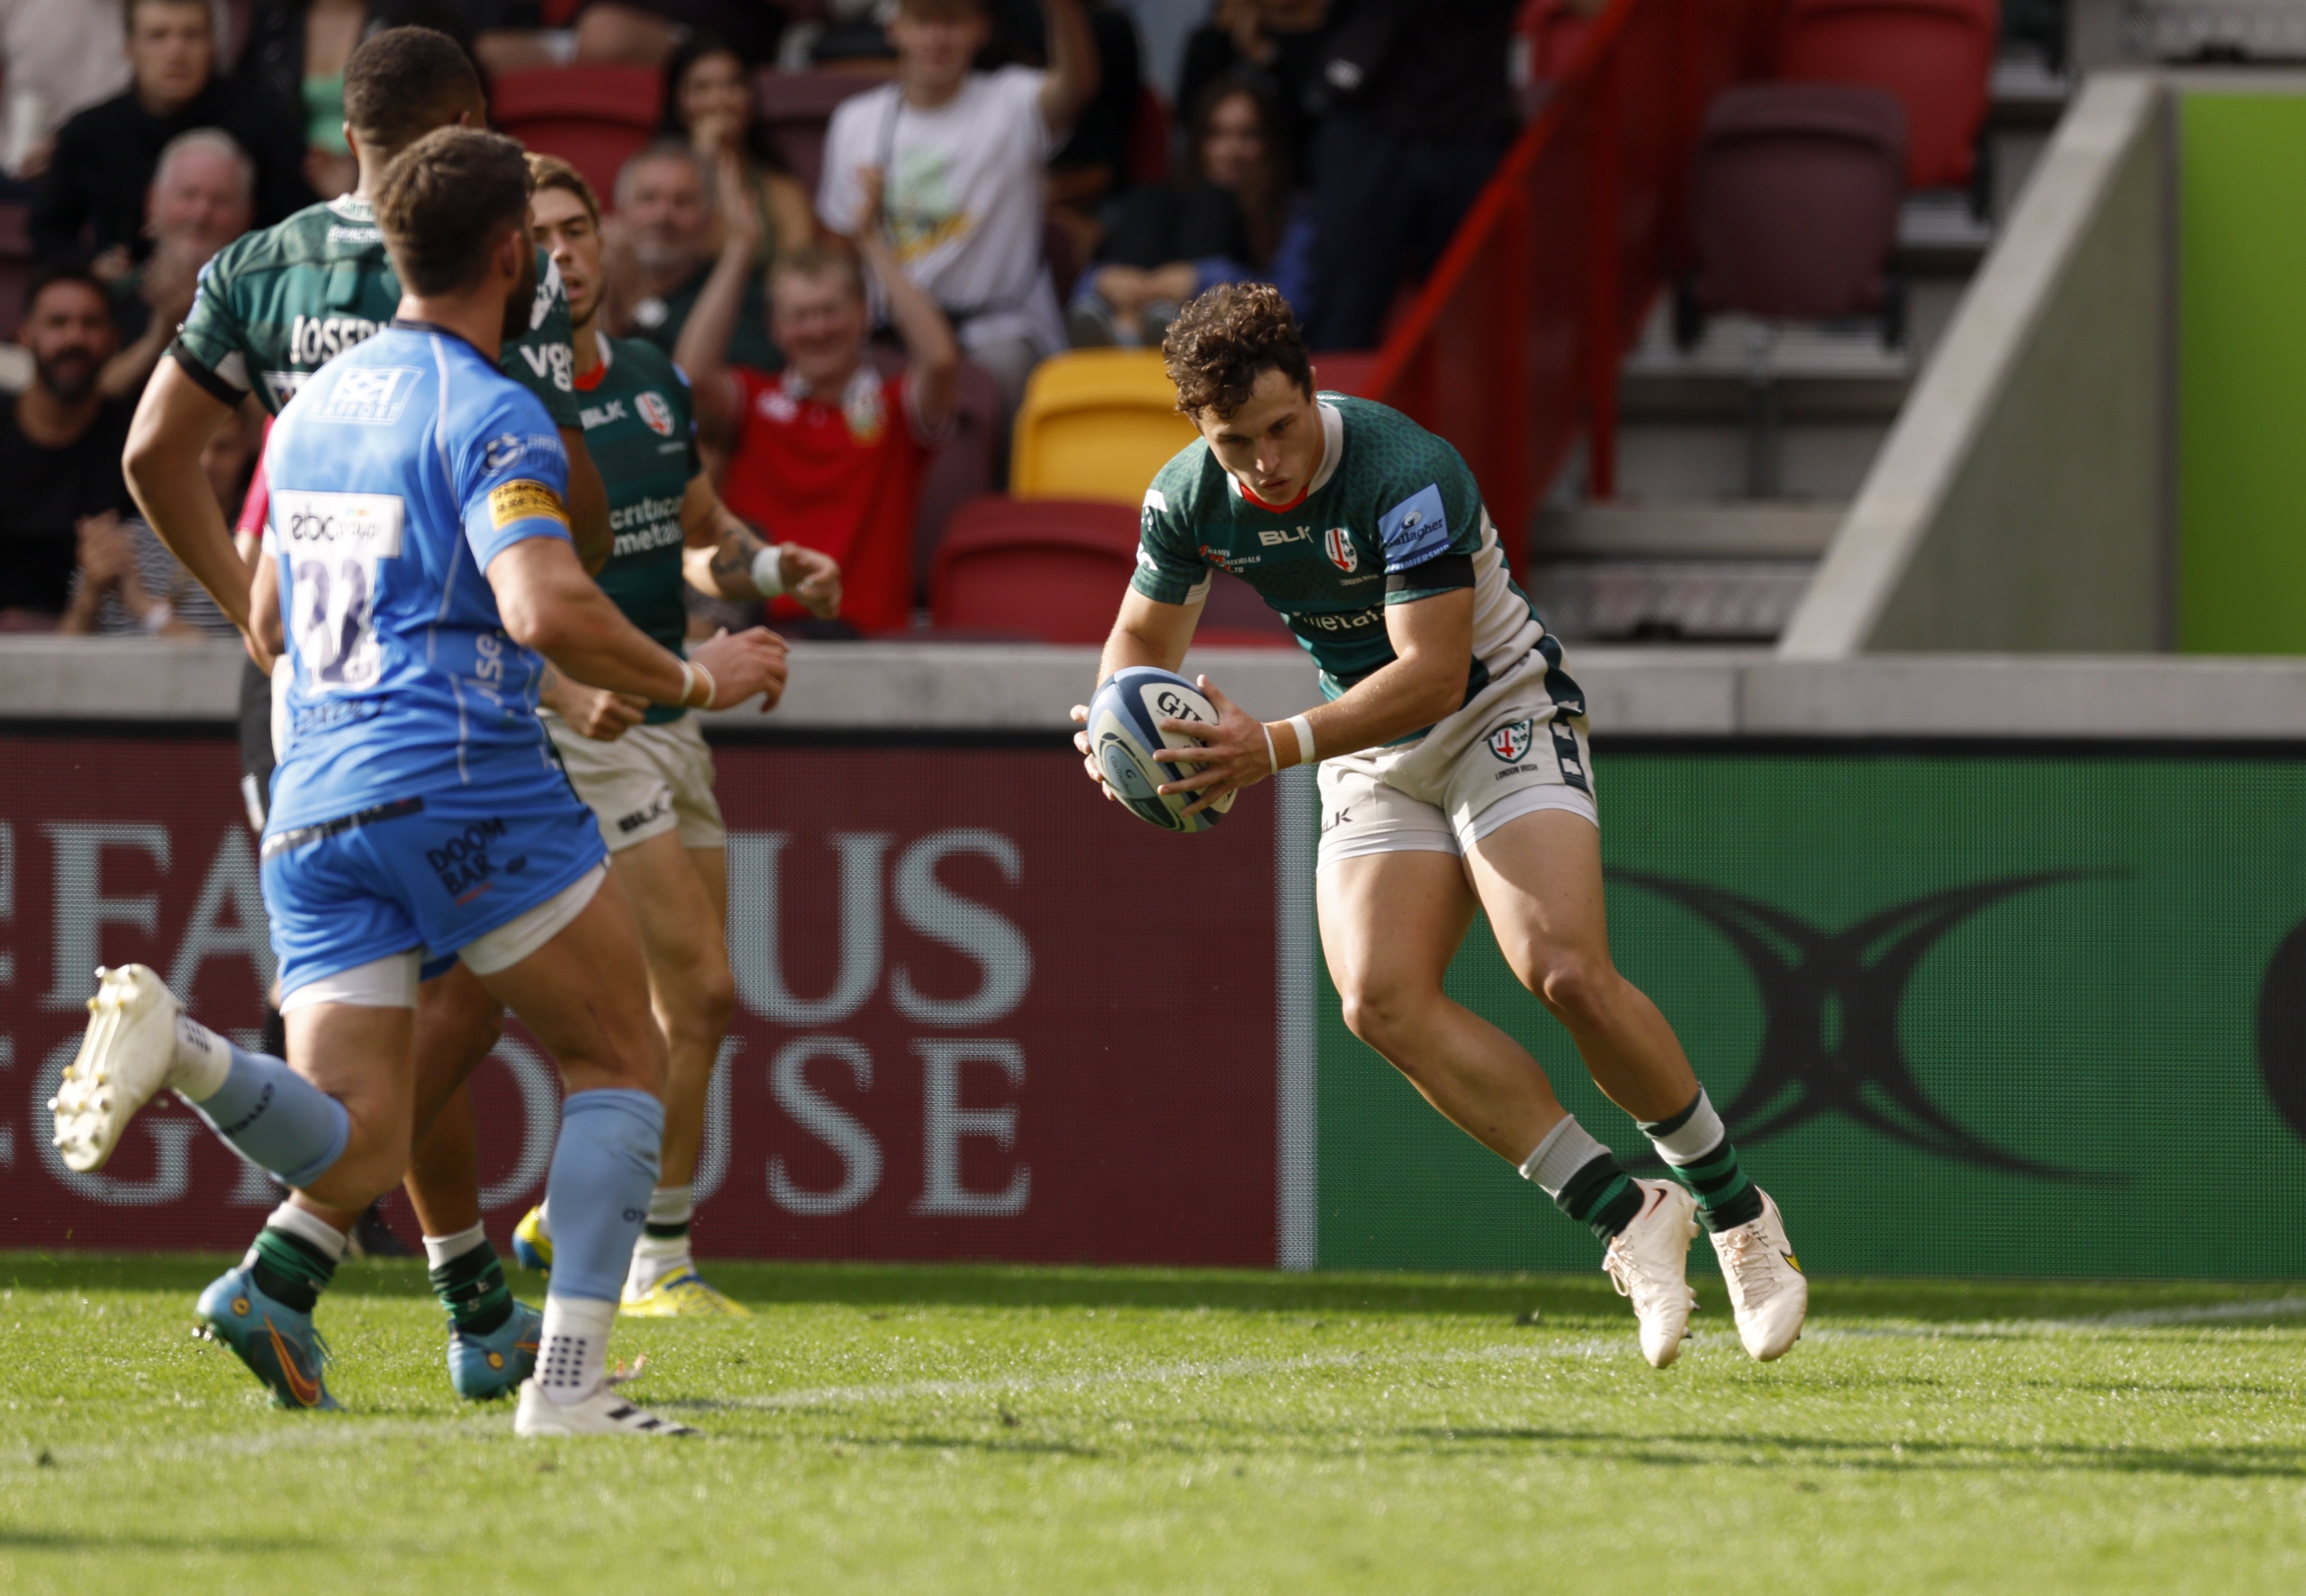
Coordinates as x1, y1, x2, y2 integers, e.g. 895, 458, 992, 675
1518, 0, 1596, 84
1679, 83, 1906, 335
0, 201, 31, 344
1774, 0, 1996, 191
1128, 83, 1171, 186
1010, 350, 1200, 504
889, 352, 1008, 604
490, 65, 664, 205
754, 70, 885, 195
930, 496, 1141, 642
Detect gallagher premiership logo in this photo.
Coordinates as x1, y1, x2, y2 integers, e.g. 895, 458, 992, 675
1616, 869, 2122, 1182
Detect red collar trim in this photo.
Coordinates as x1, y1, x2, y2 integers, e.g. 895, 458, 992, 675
1239, 481, 1310, 514
573, 361, 607, 393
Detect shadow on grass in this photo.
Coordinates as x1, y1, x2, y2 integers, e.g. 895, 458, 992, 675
1414, 1427, 2306, 1481
5, 1254, 2302, 1328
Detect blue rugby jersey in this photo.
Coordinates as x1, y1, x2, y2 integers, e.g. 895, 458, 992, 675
263, 321, 577, 831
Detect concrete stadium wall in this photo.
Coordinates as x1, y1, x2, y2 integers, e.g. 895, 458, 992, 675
1782, 74, 2173, 658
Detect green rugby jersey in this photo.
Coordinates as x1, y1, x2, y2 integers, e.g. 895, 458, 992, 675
576, 334, 701, 724
1133, 394, 1567, 712
170, 193, 580, 427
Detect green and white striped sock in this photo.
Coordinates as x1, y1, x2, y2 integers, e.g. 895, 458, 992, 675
1641, 1089, 1764, 1232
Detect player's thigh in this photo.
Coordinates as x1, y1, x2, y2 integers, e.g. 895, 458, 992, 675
471, 868, 665, 1097
610, 829, 730, 1002
408, 959, 503, 1128
1316, 847, 1478, 1023
1461, 807, 1615, 987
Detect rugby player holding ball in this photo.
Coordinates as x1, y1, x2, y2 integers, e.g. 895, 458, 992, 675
1070, 285, 1807, 1366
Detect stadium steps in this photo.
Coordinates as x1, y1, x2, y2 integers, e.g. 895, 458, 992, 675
1531, 53, 2067, 646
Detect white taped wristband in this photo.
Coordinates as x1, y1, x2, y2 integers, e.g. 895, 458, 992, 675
751, 546, 787, 599
1261, 722, 1278, 775
1287, 714, 1316, 766
688, 658, 717, 709
676, 660, 696, 708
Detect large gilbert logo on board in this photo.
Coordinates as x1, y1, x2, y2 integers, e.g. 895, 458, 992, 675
1615, 870, 2124, 1182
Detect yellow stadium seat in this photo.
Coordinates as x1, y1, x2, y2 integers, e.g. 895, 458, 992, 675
1009, 350, 1200, 504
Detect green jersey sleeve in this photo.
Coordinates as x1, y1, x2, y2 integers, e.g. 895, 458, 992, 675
170, 246, 258, 404
1128, 473, 1212, 607
500, 250, 582, 430
1376, 434, 1485, 605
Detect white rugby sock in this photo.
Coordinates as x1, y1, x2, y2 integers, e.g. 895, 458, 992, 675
251, 1199, 349, 1266
422, 1221, 489, 1269
536, 1295, 616, 1405
626, 1186, 696, 1296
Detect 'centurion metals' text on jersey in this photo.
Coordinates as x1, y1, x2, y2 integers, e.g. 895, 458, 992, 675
170, 193, 581, 427
261, 322, 576, 833
575, 334, 700, 725
1132, 393, 1573, 715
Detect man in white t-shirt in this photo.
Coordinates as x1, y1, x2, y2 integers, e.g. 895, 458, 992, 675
817, 0, 1097, 418
0, 0, 130, 179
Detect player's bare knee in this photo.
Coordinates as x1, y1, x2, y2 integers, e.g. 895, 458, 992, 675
1337, 979, 1435, 1057
1531, 951, 1613, 1030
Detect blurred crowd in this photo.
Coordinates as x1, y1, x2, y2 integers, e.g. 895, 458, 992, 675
0, 0, 1527, 638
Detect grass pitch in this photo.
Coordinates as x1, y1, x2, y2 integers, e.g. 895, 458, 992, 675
1, 1258, 2301, 1594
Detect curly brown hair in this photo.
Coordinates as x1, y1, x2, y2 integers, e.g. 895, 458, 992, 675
1162, 283, 1314, 421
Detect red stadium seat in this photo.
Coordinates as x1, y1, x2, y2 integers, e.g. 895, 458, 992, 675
490, 65, 664, 205
754, 70, 885, 196
1518, 0, 1597, 83
870, 349, 1008, 603
1680, 83, 1906, 335
0, 201, 31, 343
1127, 83, 1171, 187
930, 495, 1296, 646
932, 496, 1141, 642
1775, 0, 1996, 191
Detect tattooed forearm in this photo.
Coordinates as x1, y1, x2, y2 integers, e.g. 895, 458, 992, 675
709, 521, 770, 598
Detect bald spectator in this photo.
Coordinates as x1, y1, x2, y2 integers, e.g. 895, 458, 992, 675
32, 0, 310, 268
610, 139, 780, 373
0, 268, 136, 627
102, 128, 255, 400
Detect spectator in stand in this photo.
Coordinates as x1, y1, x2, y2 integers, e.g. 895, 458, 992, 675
658, 33, 816, 298
1069, 74, 1308, 347
232, 2, 477, 201
680, 163, 958, 637
610, 139, 783, 373
32, 0, 312, 269
0, 0, 131, 183
1177, 0, 1331, 184
102, 129, 256, 401
0, 268, 137, 627
482, 2, 784, 70
1299, 0, 1519, 349
61, 405, 252, 638
818, 0, 1098, 418
983, 0, 1144, 238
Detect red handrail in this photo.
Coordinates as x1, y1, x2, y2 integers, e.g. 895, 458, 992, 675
1364, 0, 1769, 574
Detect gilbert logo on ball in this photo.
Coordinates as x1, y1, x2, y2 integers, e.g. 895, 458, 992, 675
1087, 667, 1236, 834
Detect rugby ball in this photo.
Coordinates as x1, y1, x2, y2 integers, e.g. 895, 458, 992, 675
1087, 667, 1237, 834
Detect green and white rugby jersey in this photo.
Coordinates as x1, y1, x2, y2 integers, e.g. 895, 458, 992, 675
1133, 394, 1573, 715
170, 193, 581, 427
577, 334, 701, 725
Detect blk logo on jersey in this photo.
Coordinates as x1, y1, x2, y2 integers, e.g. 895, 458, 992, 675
1325, 528, 1357, 573
637, 392, 676, 437
1487, 719, 1534, 763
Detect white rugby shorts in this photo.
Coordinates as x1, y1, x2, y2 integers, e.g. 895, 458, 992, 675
546, 711, 727, 853
1316, 646, 1596, 869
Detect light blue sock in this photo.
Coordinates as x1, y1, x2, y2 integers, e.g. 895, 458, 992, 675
541, 1089, 664, 1302
180, 1033, 350, 1190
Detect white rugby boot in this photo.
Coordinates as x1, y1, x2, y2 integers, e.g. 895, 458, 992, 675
1602, 1178, 1701, 1368
50, 965, 200, 1173
514, 1378, 699, 1438
1710, 1187, 1808, 1362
